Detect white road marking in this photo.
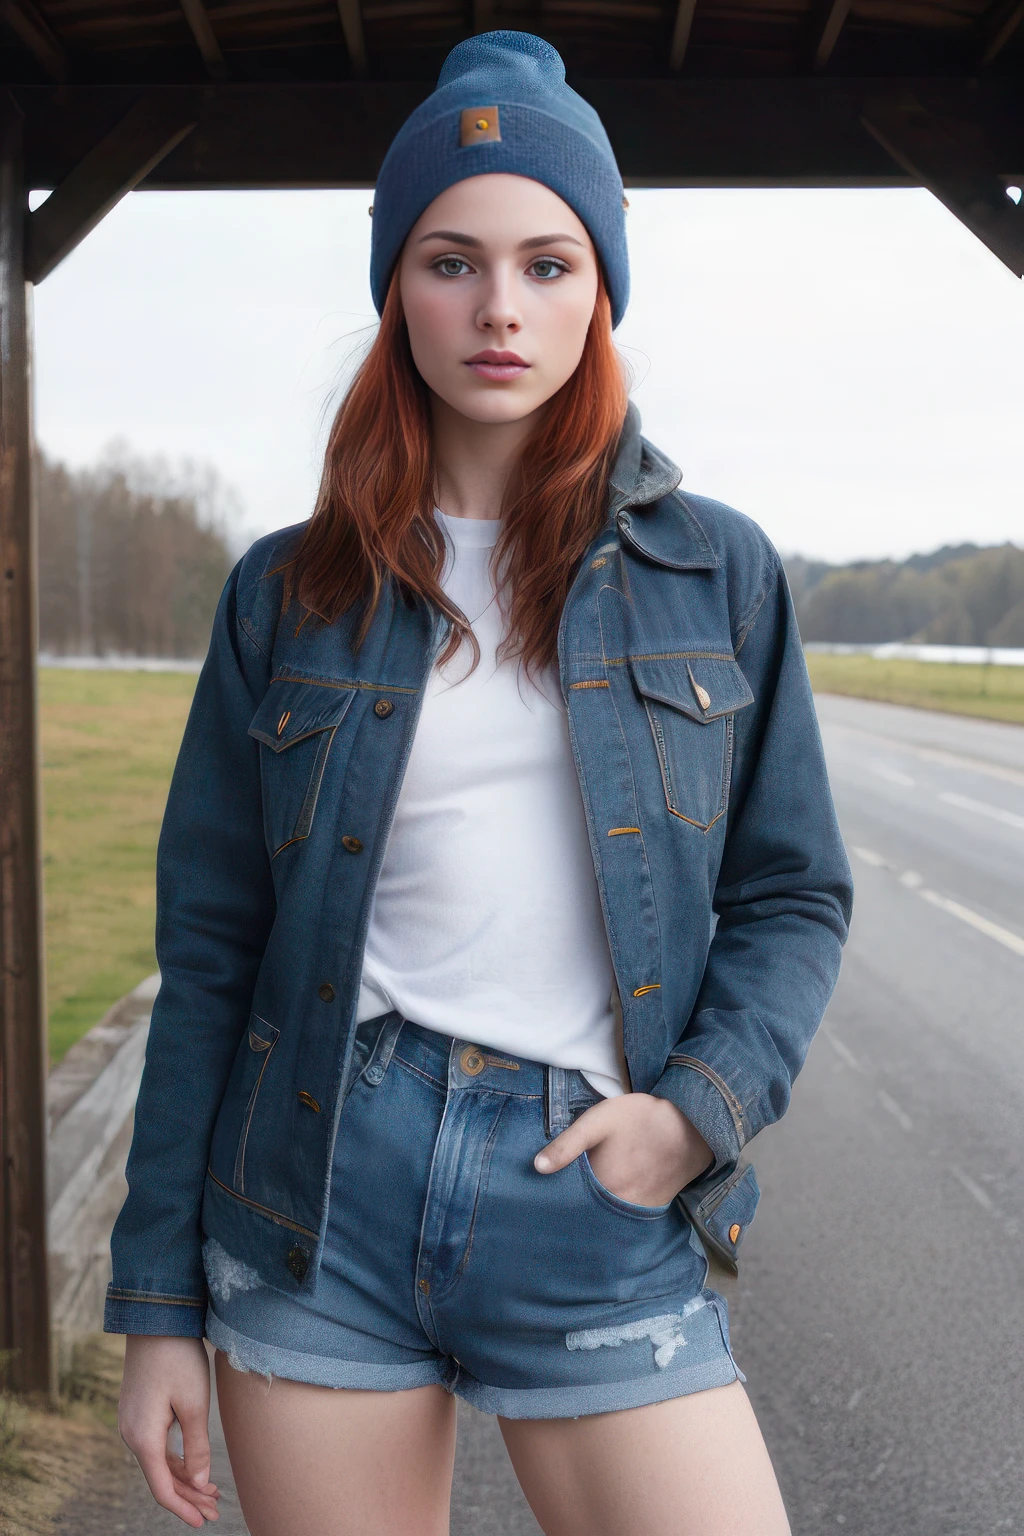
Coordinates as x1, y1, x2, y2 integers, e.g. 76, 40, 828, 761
877, 1089, 913, 1133
869, 761, 915, 787
918, 889, 1024, 959
949, 1165, 995, 1212
825, 1029, 860, 1071
851, 846, 1024, 959
826, 722, 1024, 789
938, 790, 1024, 834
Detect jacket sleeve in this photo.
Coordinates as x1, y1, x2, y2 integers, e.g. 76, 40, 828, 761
650, 546, 854, 1174
103, 558, 276, 1337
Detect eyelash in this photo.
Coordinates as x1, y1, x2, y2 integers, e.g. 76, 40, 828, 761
430, 256, 571, 281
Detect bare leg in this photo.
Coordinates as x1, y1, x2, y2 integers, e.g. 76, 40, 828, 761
214, 1349, 457, 1536
499, 1380, 791, 1536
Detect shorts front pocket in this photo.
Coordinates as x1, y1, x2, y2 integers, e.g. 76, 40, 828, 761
578, 1151, 674, 1220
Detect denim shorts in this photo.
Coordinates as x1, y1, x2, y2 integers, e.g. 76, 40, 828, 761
203, 1012, 744, 1419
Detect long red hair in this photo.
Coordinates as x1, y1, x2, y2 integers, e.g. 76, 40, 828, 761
286, 268, 628, 674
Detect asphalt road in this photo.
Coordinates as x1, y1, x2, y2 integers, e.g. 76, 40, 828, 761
735, 693, 1024, 1535
59, 691, 1023, 1534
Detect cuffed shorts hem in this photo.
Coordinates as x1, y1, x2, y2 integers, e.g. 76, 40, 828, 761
205, 1311, 450, 1393
454, 1354, 743, 1420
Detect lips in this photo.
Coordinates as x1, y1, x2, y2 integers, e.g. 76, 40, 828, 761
465, 349, 530, 381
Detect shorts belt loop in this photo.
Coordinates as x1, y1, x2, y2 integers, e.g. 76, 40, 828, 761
363, 1011, 403, 1086
545, 1065, 572, 1140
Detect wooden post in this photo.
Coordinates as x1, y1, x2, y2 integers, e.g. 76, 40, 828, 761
0, 89, 52, 1398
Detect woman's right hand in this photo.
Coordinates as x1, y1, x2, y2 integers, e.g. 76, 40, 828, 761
118, 1335, 222, 1526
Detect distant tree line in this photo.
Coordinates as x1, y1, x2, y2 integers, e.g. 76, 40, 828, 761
38, 447, 238, 659
786, 543, 1024, 646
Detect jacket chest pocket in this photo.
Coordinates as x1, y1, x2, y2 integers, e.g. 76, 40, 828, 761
248, 679, 358, 858
628, 654, 754, 832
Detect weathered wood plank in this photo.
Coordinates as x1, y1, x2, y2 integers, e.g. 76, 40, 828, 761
861, 91, 1024, 278
0, 88, 51, 1397
25, 93, 197, 284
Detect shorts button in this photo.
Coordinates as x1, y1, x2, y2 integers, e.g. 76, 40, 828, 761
373, 698, 394, 718
729, 1223, 742, 1244
318, 982, 336, 1002
342, 835, 363, 854
460, 1046, 485, 1076
286, 1246, 309, 1280
418, 1278, 430, 1295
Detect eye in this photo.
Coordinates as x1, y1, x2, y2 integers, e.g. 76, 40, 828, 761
432, 255, 473, 278
527, 257, 569, 281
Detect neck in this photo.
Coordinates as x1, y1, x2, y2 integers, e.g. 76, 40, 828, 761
430, 394, 540, 521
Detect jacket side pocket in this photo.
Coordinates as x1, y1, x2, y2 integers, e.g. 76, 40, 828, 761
233, 1016, 281, 1195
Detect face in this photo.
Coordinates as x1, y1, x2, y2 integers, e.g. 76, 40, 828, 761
397, 173, 600, 428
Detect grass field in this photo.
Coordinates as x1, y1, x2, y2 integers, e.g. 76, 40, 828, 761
804, 653, 1024, 726
40, 668, 196, 1066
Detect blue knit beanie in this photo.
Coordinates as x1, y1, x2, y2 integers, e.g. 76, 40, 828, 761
370, 31, 629, 328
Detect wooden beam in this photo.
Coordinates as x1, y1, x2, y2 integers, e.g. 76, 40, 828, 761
807, 0, 851, 71
337, 0, 368, 78
0, 89, 52, 1398
669, 0, 698, 72
862, 92, 1024, 277
178, 0, 225, 79
0, 0, 66, 83
24, 95, 197, 284
977, 0, 1024, 66
14, 80, 1024, 191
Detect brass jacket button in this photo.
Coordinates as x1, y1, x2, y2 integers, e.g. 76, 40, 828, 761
460, 1046, 485, 1076
286, 1245, 309, 1280
318, 982, 336, 1002
342, 835, 363, 854
373, 698, 394, 718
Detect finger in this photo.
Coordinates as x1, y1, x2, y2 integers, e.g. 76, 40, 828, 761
534, 1102, 609, 1173
176, 1399, 213, 1490
131, 1439, 208, 1529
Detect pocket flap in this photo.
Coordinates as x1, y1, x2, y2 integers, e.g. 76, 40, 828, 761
629, 654, 754, 723
248, 679, 357, 753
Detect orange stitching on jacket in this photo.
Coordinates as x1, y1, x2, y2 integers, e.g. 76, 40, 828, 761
206, 1165, 319, 1239
568, 680, 610, 689
106, 1289, 204, 1306
632, 984, 661, 997
269, 675, 418, 694
604, 652, 734, 665
607, 827, 641, 836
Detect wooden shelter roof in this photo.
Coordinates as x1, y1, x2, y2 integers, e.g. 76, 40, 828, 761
1, 0, 1021, 86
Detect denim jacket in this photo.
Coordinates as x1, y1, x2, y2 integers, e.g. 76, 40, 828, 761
104, 404, 852, 1338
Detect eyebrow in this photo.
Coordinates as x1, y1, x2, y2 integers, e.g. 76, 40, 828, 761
415, 229, 585, 251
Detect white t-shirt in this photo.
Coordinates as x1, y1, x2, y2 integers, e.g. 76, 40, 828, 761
355, 508, 627, 1098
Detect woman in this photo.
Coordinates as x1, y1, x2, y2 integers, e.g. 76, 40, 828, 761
107, 31, 852, 1536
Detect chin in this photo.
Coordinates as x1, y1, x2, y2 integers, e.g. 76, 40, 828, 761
444, 388, 549, 427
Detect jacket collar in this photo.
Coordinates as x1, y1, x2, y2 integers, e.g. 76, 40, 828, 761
606, 401, 719, 571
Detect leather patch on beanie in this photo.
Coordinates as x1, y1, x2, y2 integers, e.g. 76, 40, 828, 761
460, 106, 501, 146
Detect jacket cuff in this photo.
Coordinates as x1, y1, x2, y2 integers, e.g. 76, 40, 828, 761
650, 1056, 744, 1177
103, 1285, 207, 1339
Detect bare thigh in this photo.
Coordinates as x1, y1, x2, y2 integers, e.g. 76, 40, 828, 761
499, 1380, 791, 1536
214, 1349, 457, 1536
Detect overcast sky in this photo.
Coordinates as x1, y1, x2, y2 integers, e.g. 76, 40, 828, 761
30, 184, 1023, 566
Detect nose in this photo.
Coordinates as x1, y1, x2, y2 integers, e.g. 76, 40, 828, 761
475, 263, 522, 336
